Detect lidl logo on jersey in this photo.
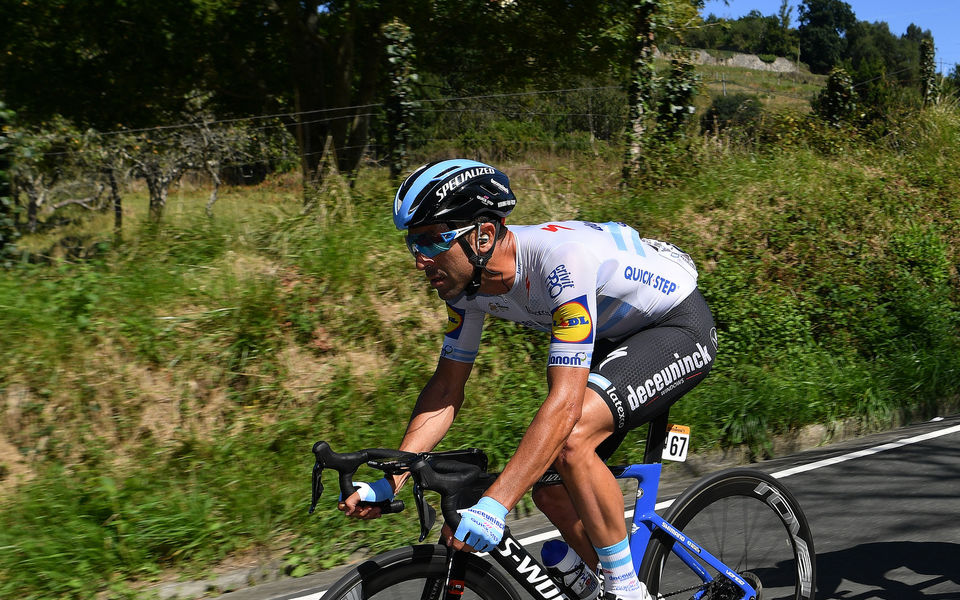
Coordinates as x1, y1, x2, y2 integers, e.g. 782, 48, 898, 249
445, 304, 465, 339
551, 295, 593, 344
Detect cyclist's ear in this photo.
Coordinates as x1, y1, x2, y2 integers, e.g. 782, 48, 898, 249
476, 222, 496, 252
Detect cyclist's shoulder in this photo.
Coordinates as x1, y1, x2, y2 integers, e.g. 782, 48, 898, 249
511, 220, 621, 251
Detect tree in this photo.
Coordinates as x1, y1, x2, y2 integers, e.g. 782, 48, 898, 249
119, 131, 195, 223
0, 102, 18, 265
947, 65, 960, 95
382, 18, 418, 180
798, 0, 856, 74
0, 0, 208, 129
2, 0, 710, 194
623, 0, 660, 183
813, 67, 857, 126
845, 21, 928, 88
920, 39, 939, 106
778, 0, 793, 31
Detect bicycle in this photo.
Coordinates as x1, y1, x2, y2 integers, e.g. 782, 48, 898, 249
309, 411, 816, 600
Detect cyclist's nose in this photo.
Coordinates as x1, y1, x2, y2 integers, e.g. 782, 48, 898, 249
414, 251, 433, 270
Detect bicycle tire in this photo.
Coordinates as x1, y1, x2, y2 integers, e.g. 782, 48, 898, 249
321, 544, 521, 600
638, 468, 816, 600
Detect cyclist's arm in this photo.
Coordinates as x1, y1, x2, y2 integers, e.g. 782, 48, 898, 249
469, 241, 597, 513
393, 356, 473, 486
480, 364, 587, 511
339, 356, 473, 519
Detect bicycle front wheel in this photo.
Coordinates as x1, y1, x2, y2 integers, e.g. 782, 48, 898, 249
638, 468, 816, 600
321, 544, 521, 600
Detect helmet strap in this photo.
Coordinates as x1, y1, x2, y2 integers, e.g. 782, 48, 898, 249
457, 220, 502, 298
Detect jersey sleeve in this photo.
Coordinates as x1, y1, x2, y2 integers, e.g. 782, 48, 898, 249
542, 244, 599, 369
439, 302, 485, 363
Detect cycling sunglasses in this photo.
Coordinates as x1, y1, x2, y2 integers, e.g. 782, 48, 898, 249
405, 224, 476, 258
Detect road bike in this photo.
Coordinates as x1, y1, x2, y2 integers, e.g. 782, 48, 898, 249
309, 411, 816, 600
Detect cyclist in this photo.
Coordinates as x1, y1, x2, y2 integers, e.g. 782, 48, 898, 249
339, 159, 717, 600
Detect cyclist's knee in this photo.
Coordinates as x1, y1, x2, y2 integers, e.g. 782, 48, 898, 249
555, 425, 604, 468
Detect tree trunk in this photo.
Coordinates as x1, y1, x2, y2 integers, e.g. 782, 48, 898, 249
108, 168, 122, 241
272, 0, 387, 196
146, 173, 170, 223
24, 181, 45, 234
205, 162, 221, 218
622, 0, 658, 184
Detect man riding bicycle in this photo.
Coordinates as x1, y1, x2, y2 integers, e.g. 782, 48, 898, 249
339, 159, 717, 600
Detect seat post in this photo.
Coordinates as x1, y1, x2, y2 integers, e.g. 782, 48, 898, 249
643, 411, 670, 464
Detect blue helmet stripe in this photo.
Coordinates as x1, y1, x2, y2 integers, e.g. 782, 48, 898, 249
393, 159, 492, 230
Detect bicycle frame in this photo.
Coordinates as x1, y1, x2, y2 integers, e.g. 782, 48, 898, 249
313, 412, 763, 600
621, 463, 759, 600
474, 462, 756, 600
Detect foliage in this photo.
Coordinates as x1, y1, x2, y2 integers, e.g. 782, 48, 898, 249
0, 0, 709, 186
383, 18, 418, 180
919, 39, 938, 106
0, 102, 18, 265
813, 67, 857, 126
701, 93, 763, 135
689, 2, 797, 59
797, 0, 856, 75
844, 21, 930, 90
655, 54, 701, 140
0, 0, 208, 129
0, 44, 959, 600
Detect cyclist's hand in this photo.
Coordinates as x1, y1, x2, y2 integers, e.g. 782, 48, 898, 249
452, 496, 508, 553
338, 478, 394, 519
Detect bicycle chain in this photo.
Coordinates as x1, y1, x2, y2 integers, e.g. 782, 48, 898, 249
656, 576, 750, 600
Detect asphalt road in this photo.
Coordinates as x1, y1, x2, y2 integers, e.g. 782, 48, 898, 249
213, 413, 960, 600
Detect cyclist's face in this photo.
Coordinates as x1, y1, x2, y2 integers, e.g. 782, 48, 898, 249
408, 224, 474, 300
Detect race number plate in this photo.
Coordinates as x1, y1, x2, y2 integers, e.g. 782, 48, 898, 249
662, 424, 690, 462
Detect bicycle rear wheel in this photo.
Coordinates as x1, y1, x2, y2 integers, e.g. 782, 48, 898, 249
321, 544, 520, 600
638, 468, 815, 600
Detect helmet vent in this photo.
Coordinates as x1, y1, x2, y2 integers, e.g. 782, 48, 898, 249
435, 166, 459, 179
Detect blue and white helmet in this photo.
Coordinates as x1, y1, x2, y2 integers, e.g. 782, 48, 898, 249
393, 159, 516, 231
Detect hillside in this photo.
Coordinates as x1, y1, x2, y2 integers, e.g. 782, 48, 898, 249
1, 99, 959, 598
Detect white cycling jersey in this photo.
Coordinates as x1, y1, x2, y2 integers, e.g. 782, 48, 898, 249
441, 221, 699, 368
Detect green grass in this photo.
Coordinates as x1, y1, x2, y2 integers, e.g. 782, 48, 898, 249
1, 104, 959, 598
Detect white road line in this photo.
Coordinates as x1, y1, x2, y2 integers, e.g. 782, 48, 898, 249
308, 420, 959, 600
770, 422, 960, 479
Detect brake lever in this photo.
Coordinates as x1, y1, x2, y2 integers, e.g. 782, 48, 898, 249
413, 481, 438, 542
309, 451, 325, 515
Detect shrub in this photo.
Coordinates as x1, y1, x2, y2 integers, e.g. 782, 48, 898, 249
700, 93, 763, 135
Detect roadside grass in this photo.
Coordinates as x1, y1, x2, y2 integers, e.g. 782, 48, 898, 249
1, 106, 959, 598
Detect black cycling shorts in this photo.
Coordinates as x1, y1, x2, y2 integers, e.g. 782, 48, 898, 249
587, 288, 717, 460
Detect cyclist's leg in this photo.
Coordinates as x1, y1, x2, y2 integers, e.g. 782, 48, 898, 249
535, 290, 717, 584
532, 483, 597, 567
532, 390, 621, 568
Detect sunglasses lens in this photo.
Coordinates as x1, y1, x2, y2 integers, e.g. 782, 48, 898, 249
406, 233, 449, 258
405, 225, 474, 258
